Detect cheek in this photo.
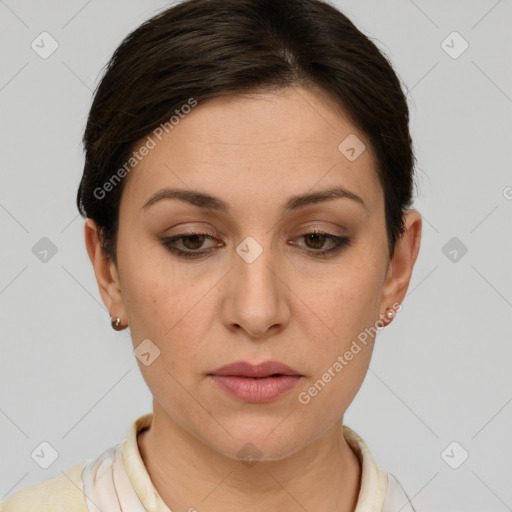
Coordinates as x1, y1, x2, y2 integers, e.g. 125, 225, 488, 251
117, 234, 184, 335
120, 254, 213, 374
299, 246, 385, 389
122, 273, 167, 338
299, 291, 377, 417
322, 258, 384, 338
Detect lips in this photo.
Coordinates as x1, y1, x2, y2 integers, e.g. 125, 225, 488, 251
209, 360, 302, 378
208, 361, 303, 403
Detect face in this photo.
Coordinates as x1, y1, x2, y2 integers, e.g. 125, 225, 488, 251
86, 85, 421, 462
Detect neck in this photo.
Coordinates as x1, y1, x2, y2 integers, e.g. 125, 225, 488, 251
137, 401, 361, 512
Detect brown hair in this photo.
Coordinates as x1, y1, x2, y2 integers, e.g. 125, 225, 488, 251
77, 0, 415, 265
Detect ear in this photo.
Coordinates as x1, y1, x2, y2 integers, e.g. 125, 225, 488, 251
378, 209, 422, 323
84, 218, 127, 324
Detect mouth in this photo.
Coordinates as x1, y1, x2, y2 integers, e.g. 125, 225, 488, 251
209, 360, 302, 378
207, 361, 304, 403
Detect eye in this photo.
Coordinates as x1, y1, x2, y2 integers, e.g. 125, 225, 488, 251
160, 230, 352, 260
294, 231, 352, 257
161, 232, 222, 259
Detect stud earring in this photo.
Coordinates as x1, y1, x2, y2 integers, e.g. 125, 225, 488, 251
385, 308, 395, 320
110, 316, 126, 331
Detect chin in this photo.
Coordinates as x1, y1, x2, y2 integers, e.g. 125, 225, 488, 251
198, 419, 312, 464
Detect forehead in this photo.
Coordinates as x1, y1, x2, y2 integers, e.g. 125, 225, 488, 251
121, 85, 383, 217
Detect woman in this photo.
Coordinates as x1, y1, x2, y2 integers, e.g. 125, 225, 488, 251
1, 0, 422, 510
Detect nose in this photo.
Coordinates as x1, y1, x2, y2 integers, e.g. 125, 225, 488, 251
221, 240, 290, 339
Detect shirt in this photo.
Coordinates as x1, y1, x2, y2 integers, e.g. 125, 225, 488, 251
0, 413, 416, 511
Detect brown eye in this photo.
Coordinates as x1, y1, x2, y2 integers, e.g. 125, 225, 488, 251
181, 234, 207, 250
161, 230, 351, 261
295, 231, 352, 258
303, 232, 328, 250
161, 232, 221, 259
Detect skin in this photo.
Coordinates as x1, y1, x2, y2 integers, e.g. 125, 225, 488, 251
85, 84, 422, 512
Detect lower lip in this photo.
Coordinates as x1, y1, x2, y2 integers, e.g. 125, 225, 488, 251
209, 375, 303, 403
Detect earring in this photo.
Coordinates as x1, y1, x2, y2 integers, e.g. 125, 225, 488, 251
110, 316, 126, 331
385, 307, 395, 320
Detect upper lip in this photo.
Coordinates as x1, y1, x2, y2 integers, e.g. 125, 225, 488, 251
209, 361, 302, 377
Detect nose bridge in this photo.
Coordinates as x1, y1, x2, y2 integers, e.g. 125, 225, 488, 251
224, 234, 288, 337
239, 237, 276, 285
236, 234, 280, 302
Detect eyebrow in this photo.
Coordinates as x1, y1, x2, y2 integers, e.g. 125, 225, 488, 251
141, 186, 366, 213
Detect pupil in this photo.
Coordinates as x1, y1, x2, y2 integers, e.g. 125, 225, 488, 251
184, 235, 204, 249
306, 233, 325, 249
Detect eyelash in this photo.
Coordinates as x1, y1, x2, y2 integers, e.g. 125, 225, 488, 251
160, 231, 352, 260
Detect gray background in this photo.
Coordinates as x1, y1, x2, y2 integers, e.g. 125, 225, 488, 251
1, 0, 511, 510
